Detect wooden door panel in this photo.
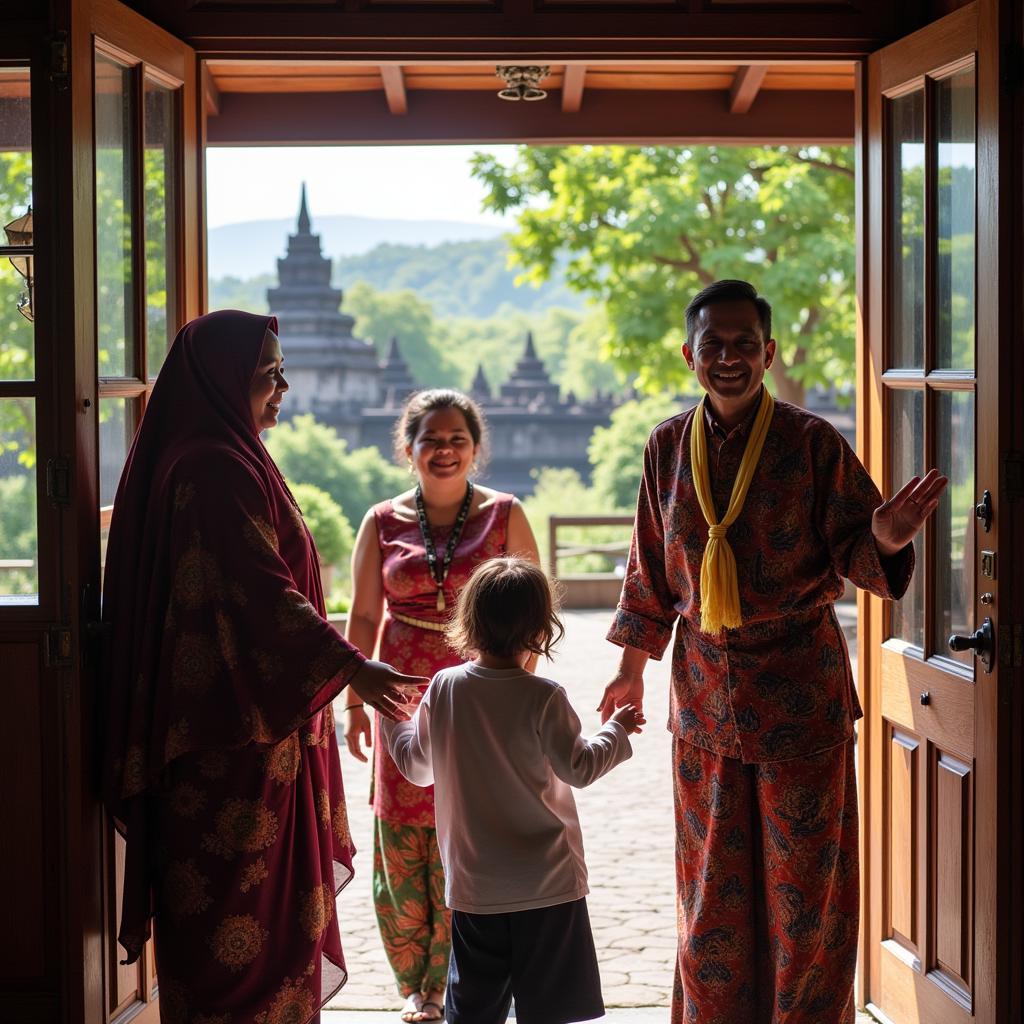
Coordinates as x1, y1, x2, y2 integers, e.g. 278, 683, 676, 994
0, 639, 47, 983
880, 648, 974, 758
931, 748, 972, 999
886, 727, 919, 954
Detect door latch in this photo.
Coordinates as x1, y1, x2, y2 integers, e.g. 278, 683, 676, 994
975, 489, 992, 532
949, 616, 995, 673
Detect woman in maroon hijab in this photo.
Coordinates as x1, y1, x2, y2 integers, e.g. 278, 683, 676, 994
101, 310, 423, 1024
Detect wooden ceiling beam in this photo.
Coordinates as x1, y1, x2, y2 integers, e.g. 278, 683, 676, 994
562, 64, 586, 113
207, 87, 853, 146
380, 65, 408, 115
729, 64, 767, 114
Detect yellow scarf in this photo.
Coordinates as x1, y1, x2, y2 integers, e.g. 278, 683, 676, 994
690, 388, 775, 635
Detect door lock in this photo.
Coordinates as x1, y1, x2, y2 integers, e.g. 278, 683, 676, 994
948, 616, 995, 673
975, 489, 992, 532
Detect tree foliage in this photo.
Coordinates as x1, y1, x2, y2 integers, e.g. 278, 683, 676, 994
588, 393, 684, 509
291, 482, 354, 568
471, 145, 856, 406
265, 413, 408, 526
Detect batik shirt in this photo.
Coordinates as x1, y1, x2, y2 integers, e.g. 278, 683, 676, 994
607, 398, 913, 763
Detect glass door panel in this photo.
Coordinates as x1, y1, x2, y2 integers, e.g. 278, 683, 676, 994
889, 388, 924, 647
98, 397, 136, 509
143, 76, 179, 379
0, 65, 37, 607
887, 88, 925, 371
95, 52, 138, 380
935, 67, 976, 371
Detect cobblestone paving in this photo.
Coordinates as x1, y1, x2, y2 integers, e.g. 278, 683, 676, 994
328, 605, 860, 1016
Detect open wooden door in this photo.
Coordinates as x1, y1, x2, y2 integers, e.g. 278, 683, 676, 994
68, 0, 202, 1020
858, 2, 1019, 1022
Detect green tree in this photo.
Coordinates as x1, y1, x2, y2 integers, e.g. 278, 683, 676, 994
344, 280, 461, 386
207, 274, 274, 316
588, 393, 684, 509
471, 144, 856, 406
291, 482, 354, 567
266, 413, 407, 524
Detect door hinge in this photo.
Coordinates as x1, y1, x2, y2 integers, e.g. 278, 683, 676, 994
45, 456, 71, 507
999, 623, 1023, 669
1003, 451, 1024, 503
49, 31, 69, 91
44, 625, 73, 669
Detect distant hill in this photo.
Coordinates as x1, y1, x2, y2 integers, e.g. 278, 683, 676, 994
208, 214, 506, 280
335, 238, 582, 318
208, 236, 583, 319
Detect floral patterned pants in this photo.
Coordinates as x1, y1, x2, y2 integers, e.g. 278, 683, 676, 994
672, 738, 858, 1024
373, 816, 451, 997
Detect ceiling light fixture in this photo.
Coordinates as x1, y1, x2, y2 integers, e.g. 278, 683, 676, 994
495, 65, 550, 101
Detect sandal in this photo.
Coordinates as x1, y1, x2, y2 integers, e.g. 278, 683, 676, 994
400, 993, 424, 1022
416, 1001, 445, 1022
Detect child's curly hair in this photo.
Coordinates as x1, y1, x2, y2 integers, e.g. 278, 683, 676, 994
446, 556, 564, 660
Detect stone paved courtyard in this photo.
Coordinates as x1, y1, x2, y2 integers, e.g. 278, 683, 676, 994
328, 606, 865, 1019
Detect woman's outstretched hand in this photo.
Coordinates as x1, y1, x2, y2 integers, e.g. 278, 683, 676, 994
344, 705, 373, 762
872, 468, 949, 557
349, 660, 428, 721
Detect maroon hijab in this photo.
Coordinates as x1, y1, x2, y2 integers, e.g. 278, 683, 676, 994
101, 310, 355, 824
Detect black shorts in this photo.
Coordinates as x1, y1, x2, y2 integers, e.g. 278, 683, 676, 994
445, 897, 604, 1024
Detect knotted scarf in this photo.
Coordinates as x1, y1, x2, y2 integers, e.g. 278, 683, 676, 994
690, 387, 775, 634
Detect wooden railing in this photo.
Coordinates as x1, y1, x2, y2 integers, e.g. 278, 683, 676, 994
547, 514, 634, 609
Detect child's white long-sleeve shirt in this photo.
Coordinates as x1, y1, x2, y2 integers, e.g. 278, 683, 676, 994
381, 661, 632, 915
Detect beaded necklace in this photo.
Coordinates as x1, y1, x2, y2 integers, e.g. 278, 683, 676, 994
414, 481, 474, 612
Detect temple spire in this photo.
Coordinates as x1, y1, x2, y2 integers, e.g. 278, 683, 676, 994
470, 363, 492, 401
297, 182, 311, 235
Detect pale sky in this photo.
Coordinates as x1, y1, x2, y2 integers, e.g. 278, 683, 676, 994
205, 145, 518, 228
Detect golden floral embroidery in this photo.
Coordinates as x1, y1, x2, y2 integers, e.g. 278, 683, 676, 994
197, 751, 229, 780
165, 718, 191, 760
121, 745, 146, 798
254, 976, 316, 1024
332, 799, 352, 849
172, 533, 225, 610
163, 859, 213, 918
243, 514, 280, 556
209, 913, 268, 971
173, 481, 195, 512
316, 788, 331, 828
239, 857, 269, 894
253, 649, 284, 684
301, 648, 342, 697
215, 611, 239, 670
298, 882, 334, 941
264, 734, 301, 784
172, 633, 219, 693
276, 589, 320, 634
202, 798, 279, 859
168, 781, 207, 819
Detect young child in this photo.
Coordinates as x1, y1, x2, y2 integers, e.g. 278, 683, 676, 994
382, 555, 643, 1024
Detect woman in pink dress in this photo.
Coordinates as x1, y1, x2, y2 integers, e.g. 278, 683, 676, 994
343, 389, 540, 1022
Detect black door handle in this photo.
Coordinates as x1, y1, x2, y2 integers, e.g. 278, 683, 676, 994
948, 617, 994, 673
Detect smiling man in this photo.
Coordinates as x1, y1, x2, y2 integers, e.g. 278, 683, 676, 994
600, 280, 946, 1023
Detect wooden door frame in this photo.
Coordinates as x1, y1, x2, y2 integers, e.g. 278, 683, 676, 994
62, 0, 202, 1020
856, 1, 1021, 1020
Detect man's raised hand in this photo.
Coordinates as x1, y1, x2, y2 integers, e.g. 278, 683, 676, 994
872, 468, 949, 557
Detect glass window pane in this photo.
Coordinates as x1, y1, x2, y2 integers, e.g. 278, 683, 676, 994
1, 66, 34, 379
95, 52, 137, 379
936, 67, 976, 371
99, 397, 137, 508
144, 77, 179, 379
888, 90, 925, 370
1, 260, 34, 381
889, 388, 924, 647
933, 390, 974, 664
0, 399, 38, 605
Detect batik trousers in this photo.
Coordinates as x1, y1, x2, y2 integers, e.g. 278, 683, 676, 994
672, 737, 858, 1024
373, 816, 451, 997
